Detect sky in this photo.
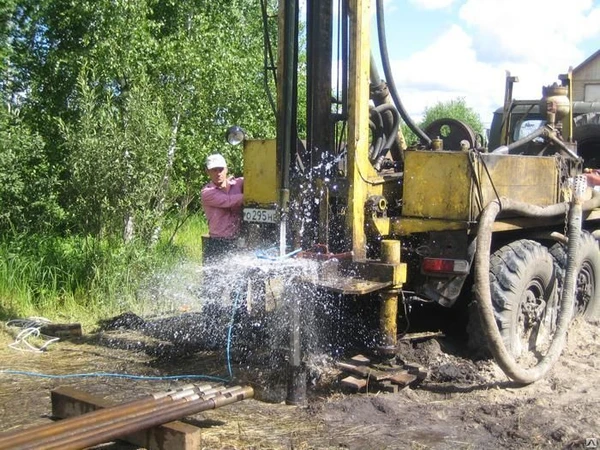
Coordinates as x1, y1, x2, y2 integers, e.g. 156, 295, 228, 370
372, 0, 600, 127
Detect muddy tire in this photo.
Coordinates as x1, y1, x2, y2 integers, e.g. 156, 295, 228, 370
549, 232, 600, 320
574, 112, 600, 168
489, 239, 558, 360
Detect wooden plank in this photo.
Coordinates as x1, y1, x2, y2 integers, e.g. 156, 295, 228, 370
387, 371, 417, 387
51, 386, 201, 450
373, 381, 398, 393
310, 277, 392, 295
337, 362, 371, 377
350, 354, 371, 366
40, 323, 82, 338
340, 376, 368, 390
371, 362, 404, 372
337, 362, 392, 381
403, 362, 429, 381
398, 331, 444, 341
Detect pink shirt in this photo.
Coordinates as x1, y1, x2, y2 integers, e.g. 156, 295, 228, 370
201, 177, 244, 238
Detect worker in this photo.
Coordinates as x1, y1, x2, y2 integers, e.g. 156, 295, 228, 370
584, 168, 600, 188
201, 153, 244, 263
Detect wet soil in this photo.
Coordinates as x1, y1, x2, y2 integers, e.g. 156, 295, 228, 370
1, 311, 599, 450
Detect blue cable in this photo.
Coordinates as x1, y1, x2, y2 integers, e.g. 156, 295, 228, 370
225, 279, 244, 379
2, 255, 275, 384
255, 247, 302, 260
3, 302, 242, 383
0, 370, 229, 382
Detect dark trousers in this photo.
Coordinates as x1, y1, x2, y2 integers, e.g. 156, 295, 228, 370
202, 236, 239, 264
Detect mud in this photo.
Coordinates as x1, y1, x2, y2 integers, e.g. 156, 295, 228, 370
1, 311, 599, 450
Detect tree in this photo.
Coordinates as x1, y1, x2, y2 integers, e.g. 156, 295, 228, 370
2, 0, 277, 241
0, 104, 61, 233
0, 0, 61, 234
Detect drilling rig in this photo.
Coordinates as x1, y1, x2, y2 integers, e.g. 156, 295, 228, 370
231, 0, 600, 393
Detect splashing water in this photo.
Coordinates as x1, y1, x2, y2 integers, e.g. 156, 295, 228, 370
131, 249, 355, 365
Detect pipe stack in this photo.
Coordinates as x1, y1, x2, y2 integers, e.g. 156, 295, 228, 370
0, 384, 253, 450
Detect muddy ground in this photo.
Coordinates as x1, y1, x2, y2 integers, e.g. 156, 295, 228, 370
0, 307, 599, 450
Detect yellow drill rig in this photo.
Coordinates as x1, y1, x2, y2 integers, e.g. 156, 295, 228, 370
230, 0, 600, 394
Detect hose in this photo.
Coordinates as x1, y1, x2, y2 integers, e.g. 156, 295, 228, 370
369, 104, 400, 170
490, 125, 581, 161
473, 182, 599, 384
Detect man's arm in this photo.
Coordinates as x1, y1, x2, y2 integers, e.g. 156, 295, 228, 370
585, 171, 600, 187
201, 186, 243, 208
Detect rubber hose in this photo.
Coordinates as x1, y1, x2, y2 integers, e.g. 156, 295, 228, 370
473, 186, 598, 384
374, 104, 400, 158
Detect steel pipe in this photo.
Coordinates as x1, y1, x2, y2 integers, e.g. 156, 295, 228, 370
0, 384, 233, 450
0, 384, 202, 448
34, 386, 253, 450
18, 386, 232, 450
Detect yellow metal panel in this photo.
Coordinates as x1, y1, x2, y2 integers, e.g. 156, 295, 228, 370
243, 139, 278, 205
403, 151, 472, 220
390, 217, 470, 235
475, 154, 559, 216
393, 264, 407, 285
402, 151, 560, 223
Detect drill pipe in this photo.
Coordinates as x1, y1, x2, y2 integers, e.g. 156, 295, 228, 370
17, 386, 231, 450
0, 384, 219, 450
33, 386, 254, 450
0, 384, 192, 443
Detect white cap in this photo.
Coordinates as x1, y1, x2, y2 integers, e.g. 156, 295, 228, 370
206, 154, 227, 170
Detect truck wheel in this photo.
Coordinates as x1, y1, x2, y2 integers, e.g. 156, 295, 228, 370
490, 240, 558, 361
574, 112, 600, 168
549, 232, 600, 320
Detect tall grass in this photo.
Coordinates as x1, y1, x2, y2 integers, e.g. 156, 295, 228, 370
0, 215, 208, 327
168, 214, 208, 261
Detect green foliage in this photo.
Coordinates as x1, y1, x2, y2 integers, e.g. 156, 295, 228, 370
402, 97, 484, 147
59, 66, 172, 240
0, 230, 194, 323
422, 97, 484, 134
164, 213, 207, 261
0, 105, 62, 232
4, 0, 275, 238
0, 0, 274, 320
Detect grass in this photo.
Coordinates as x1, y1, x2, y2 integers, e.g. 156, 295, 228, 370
168, 214, 208, 261
0, 214, 208, 328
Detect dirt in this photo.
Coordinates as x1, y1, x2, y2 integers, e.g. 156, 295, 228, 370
1, 310, 599, 450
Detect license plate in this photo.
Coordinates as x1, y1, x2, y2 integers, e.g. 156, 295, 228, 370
243, 208, 277, 223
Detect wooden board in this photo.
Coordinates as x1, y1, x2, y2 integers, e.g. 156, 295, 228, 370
337, 355, 428, 393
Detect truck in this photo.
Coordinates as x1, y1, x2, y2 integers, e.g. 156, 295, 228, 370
228, 0, 600, 396
488, 72, 600, 169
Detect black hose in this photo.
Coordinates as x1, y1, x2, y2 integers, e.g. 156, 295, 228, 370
473, 184, 599, 384
369, 109, 384, 161
374, 104, 400, 156
375, 0, 431, 146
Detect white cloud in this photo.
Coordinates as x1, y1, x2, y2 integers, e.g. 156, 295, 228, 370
387, 0, 600, 128
459, 0, 600, 69
409, 0, 457, 9
389, 25, 505, 126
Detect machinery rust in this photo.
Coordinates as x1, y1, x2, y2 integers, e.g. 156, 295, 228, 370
0, 384, 254, 450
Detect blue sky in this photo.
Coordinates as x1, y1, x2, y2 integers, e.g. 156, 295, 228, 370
369, 0, 600, 127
